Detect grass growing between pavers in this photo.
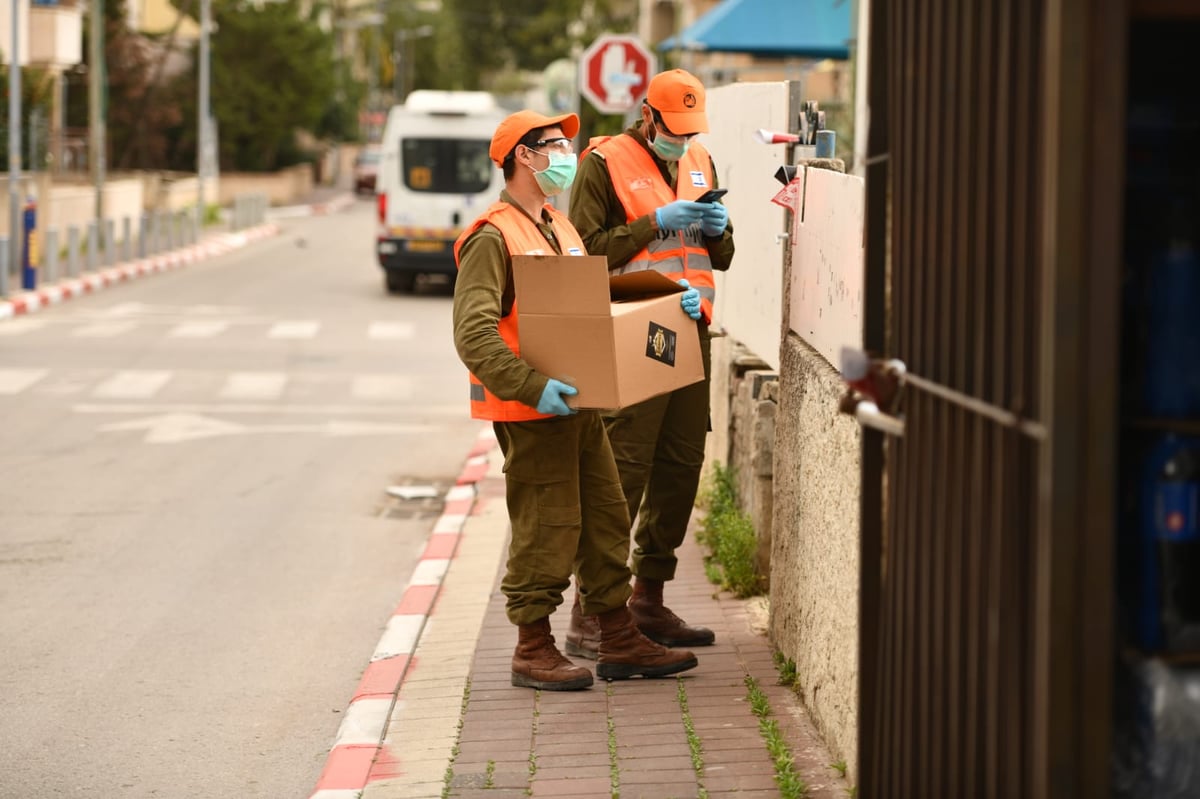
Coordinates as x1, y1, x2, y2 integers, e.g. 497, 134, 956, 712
745, 675, 809, 799
440, 677, 472, 799
677, 677, 709, 799
606, 683, 620, 798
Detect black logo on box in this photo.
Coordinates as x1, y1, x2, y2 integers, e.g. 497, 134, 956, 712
645, 322, 677, 366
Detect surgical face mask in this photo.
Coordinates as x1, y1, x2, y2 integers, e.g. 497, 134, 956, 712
651, 132, 690, 162
531, 151, 578, 196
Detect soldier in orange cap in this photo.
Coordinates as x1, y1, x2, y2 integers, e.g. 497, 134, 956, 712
567, 69, 735, 658
452, 109, 700, 690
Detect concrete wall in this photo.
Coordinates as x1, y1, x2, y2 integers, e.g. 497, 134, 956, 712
0, 175, 144, 240
770, 335, 861, 775
218, 164, 314, 206
702, 82, 865, 778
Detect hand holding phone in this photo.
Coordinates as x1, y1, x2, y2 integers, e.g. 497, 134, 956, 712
696, 188, 728, 204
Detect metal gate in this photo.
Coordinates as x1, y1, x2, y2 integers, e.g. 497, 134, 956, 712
858, 0, 1124, 796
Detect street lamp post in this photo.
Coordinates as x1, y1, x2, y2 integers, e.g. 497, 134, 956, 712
89, 0, 105, 227
6, 0, 21, 297
197, 0, 210, 228
391, 25, 433, 104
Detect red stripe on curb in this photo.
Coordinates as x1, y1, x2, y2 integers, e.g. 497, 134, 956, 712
422, 532, 459, 560
456, 457, 488, 485
394, 584, 439, 616
312, 744, 377, 791
366, 744, 405, 782
352, 655, 411, 702
306, 426, 498, 799
442, 497, 473, 516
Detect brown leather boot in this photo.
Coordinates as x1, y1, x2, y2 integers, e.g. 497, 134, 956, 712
565, 593, 601, 660
628, 577, 716, 647
511, 616, 594, 691
595, 606, 698, 680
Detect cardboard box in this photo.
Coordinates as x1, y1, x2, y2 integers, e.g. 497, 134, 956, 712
512, 254, 705, 410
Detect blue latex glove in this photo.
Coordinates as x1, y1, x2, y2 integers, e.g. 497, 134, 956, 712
536, 378, 578, 415
678, 279, 702, 321
655, 200, 706, 232
699, 202, 729, 237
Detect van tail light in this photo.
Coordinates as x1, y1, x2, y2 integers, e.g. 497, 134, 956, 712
377, 192, 387, 225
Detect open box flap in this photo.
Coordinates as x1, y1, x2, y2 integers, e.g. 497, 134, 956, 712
609, 270, 686, 302
513, 254, 611, 316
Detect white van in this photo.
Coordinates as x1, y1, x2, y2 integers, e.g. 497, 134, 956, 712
374, 90, 507, 293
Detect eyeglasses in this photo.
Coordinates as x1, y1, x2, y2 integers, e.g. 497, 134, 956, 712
530, 137, 575, 154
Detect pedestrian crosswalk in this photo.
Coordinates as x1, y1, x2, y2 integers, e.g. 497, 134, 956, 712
0, 311, 442, 404
0, 367, 423, 402
0, 315, 418, 342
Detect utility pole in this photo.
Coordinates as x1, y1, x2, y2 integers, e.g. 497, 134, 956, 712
6, 0, 22, 296
197, 0, 210, 228
89, 0, 105, 226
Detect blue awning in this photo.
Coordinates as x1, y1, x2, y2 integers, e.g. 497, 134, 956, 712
658, 0, 852, 60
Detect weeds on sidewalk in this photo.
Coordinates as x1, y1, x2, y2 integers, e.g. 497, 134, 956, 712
606, 683, 620, 798
745, 674, 808, 799
696, 462, 765, 597
773, 650, 800, 688
677, 678, 709, 799
440, 677, 472, 798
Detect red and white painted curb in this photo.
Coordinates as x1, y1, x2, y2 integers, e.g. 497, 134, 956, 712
0, 223, 281, 322
309, 426, 498, 799
266, 192, 357, 220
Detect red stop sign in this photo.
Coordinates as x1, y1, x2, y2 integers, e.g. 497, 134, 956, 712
579, 34, 657, 115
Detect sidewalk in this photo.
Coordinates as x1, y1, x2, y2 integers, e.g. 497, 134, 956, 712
0, 190, 354, 321
312, 427, 853, 799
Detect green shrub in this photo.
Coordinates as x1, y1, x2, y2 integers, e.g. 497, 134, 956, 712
697, 462, 765, 598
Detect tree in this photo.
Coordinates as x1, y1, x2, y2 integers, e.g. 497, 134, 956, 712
428, 0, 635, 94
105, 0, 187, 170
209, 0, 339, 171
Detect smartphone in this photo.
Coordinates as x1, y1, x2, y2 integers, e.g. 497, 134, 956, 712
696, 188, 728, 204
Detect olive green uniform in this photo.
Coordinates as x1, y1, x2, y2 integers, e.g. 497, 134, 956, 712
452, 192, 634, 624
569, 123, 735, 582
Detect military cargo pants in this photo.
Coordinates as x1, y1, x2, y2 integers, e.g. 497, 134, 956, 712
603, 330, 712, 582
494, 411, 634, 625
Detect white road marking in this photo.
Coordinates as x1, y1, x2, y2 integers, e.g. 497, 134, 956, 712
168, 321, 230, 338
74, 402, 463, 416
0, 368, 48, 394
92, 370, 173, 399
0, 318, 47, 335
98, 412, 433, 443
367, 321, 415, 340
267, 320, 319, 339
351, 375, 412, 400
73, 321, 139, 338
218, 372, 288, 400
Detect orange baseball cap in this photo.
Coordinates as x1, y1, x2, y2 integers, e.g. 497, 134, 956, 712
646, 69, 708, 135
489, 110, 581, 166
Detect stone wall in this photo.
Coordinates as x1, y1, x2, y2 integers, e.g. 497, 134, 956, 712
769, 335, 861, 774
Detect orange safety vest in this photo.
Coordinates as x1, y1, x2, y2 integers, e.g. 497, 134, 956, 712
591, 134, 718, 323
453, 201, 587, 422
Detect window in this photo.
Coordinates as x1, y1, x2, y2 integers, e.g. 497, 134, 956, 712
401, 138, 492, 194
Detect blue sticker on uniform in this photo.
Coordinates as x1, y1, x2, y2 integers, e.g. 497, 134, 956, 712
567, 247, 583, 255
645, 322, 677, 366
689, 171, 707, 188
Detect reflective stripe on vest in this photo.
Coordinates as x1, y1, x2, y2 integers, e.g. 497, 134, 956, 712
595, 135, 717, 321
453, 201, 587, 422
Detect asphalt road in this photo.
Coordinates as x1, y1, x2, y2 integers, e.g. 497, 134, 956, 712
0, 199, 482, 798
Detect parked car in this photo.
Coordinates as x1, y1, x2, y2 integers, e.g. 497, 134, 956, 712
353, 146, 381, 194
